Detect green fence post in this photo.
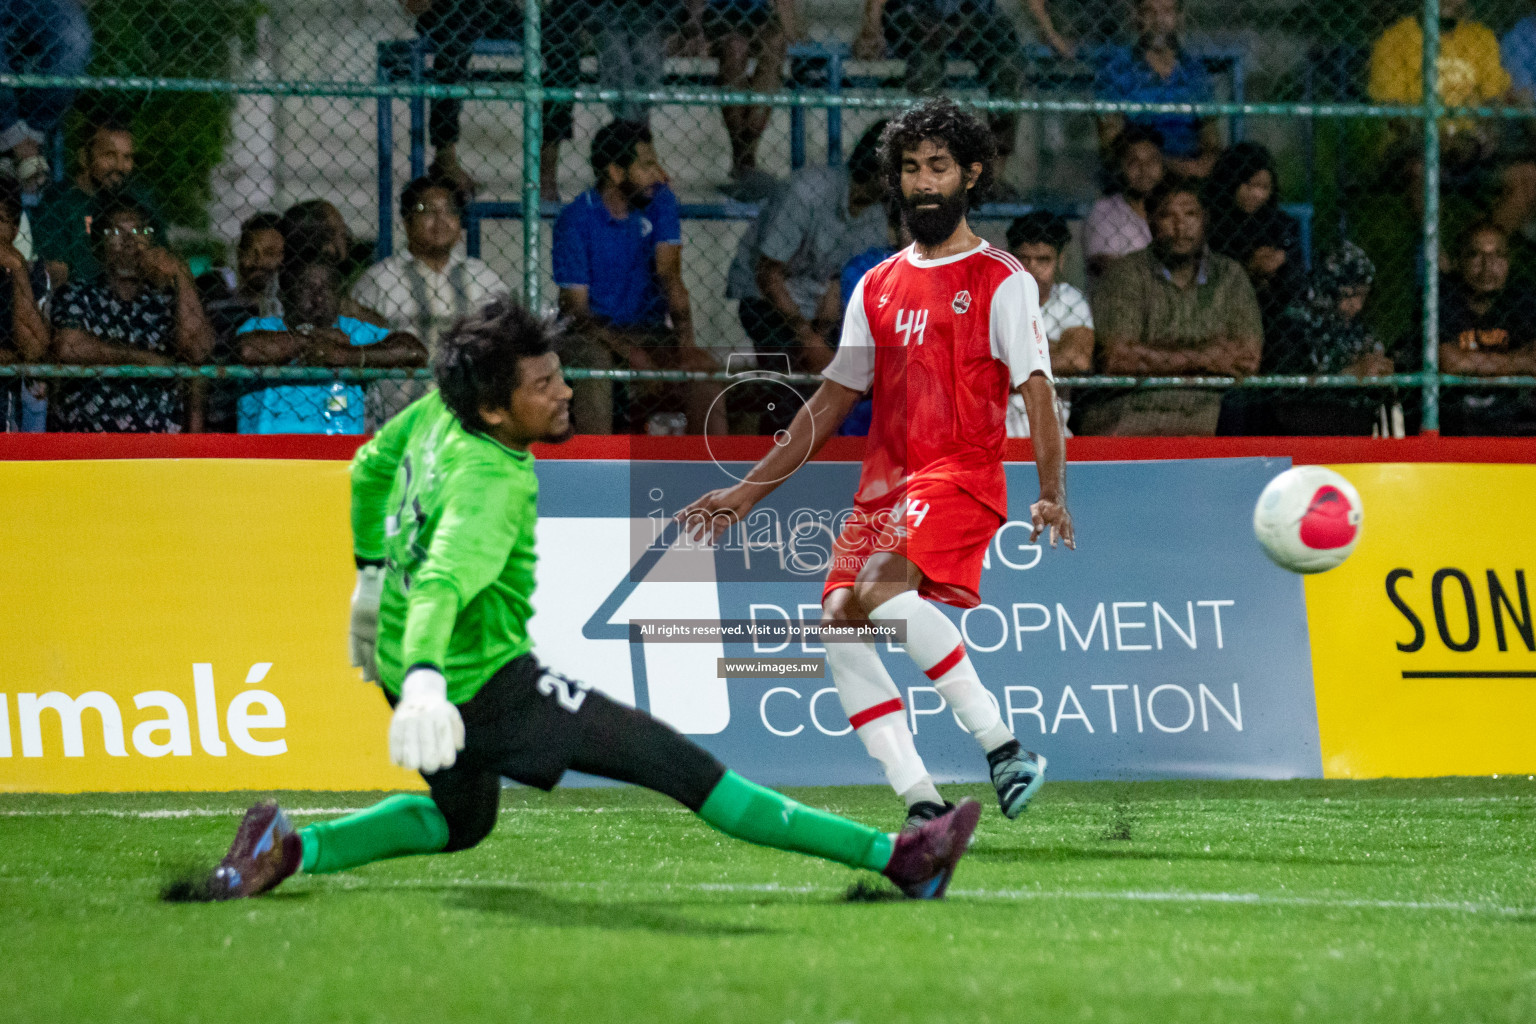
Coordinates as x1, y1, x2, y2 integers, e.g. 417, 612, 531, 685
1420, 0, 1441, 433
522, 0, 543, 313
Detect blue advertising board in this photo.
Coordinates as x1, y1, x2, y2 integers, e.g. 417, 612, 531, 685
530, 456, 1322, 785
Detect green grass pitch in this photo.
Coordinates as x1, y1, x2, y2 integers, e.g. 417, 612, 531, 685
3, 778, 1534, 1023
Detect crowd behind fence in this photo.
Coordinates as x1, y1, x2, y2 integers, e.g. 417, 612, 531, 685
2, 0, 1536, 437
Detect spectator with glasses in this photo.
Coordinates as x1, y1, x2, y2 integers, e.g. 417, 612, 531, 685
32, 114, 165, 284
49, 194, 212, 432
353, 173, 509, 426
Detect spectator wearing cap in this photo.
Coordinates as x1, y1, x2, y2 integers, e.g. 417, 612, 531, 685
0, 174, 48, 430
353, 174, 509, 427
1084, 124, 1165, 280
1005, 211, 1093, 436
49, 193, 212, 432
1083, 176, 1261, 436
31, 114, 165, 284
553, 120, 724, 436
237, 254, 426, 435
1438, 222, 1536, 435
1204, 142, 1305, 340
1094, 0, 1220, 180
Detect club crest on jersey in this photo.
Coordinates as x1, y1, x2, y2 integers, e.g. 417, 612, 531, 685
952, 290, 971, 314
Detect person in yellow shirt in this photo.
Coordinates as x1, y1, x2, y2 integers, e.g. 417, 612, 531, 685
1367, 0, 1536, 234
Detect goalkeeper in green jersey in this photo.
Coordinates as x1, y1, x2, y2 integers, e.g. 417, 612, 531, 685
189, 298, 979, 903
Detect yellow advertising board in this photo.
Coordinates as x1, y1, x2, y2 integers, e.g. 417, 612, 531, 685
1306, 464, 1536, 778
0, 459, 422, 792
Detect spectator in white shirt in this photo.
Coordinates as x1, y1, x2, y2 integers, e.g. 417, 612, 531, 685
1005, 211, 1093, 437
352, 173, 509, 426
1084, 124, 1165, 281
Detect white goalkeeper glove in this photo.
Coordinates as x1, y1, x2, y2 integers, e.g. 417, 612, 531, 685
389, 667, 465, 774
348, 564, 384, 682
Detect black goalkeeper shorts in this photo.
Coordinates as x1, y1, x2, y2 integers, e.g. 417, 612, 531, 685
385, 654, 727, 851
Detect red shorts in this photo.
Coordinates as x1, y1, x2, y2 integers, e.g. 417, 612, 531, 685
821, 478, 1003, 609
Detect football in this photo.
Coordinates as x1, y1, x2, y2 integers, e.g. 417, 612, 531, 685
1252, 466, 1364, 574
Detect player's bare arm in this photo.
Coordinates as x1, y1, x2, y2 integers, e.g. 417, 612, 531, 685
1018, 370, 1074, 549
679, 378, 863, 542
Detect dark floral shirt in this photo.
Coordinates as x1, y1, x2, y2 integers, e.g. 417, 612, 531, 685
51, 276, 183, 432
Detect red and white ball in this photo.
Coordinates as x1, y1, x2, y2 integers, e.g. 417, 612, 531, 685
1253, 466, 1364, 574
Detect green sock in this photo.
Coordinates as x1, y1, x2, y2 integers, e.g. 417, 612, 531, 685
697, 771, 893, 873
298, 794, 451, 874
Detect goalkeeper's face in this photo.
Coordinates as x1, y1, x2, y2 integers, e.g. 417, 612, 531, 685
480, 352, 574, 448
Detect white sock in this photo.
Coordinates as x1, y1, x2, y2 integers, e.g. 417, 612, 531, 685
867, 590, 1016, 754
824, 637, 942, 808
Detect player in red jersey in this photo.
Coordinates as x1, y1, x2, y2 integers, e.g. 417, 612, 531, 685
684, 99, 1074, 829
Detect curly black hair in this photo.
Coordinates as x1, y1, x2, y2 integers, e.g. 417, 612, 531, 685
879, 98, 995, 202
434, 296, 553, 434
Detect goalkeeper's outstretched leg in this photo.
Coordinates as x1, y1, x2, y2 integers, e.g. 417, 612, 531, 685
188, 654, 980, 903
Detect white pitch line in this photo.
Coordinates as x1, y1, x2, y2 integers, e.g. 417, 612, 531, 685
0, 805, 692, 819
944, 887, 1535, 917
349, 877, 1534, 918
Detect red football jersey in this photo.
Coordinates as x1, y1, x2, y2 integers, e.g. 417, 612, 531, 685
823, 240, 1053, 516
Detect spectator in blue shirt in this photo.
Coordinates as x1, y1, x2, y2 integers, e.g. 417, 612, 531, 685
553, 120, 723, 435
237, 255, 425, 435
1094, 0, 1219, 179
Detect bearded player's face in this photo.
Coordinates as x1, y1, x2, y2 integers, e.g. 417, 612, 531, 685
899, 140, 976, 248
482, 352, 574, 447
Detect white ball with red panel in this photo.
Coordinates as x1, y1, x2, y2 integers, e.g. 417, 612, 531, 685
1252, 466, 1364, 574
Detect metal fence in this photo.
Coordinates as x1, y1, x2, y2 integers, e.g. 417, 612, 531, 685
2, 0, 1536, 436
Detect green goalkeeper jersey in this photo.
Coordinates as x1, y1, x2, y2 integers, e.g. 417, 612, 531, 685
350, 390, 539, 703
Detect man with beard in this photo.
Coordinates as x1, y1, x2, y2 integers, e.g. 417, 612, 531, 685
684, 99, 1072, 830
1094, 0, 1219, 180
553, 121, 722, 435
1083, 177, 1261, 435
189, 298, 982, 904
31, 114, 165, 283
